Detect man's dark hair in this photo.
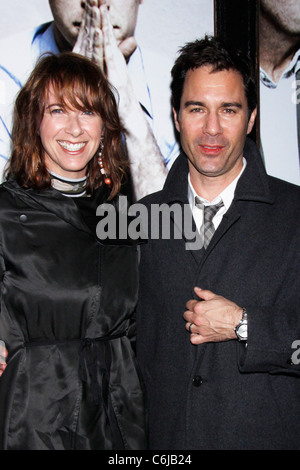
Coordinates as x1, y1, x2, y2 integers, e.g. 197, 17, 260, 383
171, 35, 257, 118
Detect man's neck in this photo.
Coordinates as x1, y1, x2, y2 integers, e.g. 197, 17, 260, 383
189, 162, 244, 203
259, 13, 300, 83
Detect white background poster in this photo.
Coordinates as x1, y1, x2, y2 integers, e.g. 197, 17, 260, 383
0, 0, 214, 179
0, 0, 214, 62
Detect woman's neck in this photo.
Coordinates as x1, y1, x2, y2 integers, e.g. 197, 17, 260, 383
50, 171, 87, 197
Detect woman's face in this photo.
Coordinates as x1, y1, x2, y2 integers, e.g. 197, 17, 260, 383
39, 86, 103, 179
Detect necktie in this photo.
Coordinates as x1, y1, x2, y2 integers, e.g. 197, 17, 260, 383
195, 197, 224, 249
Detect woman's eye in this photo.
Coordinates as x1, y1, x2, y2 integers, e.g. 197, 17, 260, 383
50, 108, 64, 114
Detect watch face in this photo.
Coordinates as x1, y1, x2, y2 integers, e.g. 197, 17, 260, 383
237, 323, 247, 339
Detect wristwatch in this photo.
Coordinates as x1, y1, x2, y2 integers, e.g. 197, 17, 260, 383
234, 307, 248, 342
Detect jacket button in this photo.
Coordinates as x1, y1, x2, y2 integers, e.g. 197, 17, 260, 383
193, 375, 203, 387
19, 214, 27, 222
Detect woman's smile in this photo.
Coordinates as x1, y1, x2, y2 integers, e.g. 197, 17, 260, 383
57, 140, 88, 153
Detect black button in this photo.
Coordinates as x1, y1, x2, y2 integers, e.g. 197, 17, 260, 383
193, 375, 203, 387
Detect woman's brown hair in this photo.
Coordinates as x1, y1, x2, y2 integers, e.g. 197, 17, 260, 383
7, 52, 127, 198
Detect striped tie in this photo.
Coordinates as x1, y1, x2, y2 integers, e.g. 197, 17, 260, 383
195, 197, 224, 249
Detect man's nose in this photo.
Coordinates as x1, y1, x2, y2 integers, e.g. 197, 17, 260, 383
202, 111, 223, 135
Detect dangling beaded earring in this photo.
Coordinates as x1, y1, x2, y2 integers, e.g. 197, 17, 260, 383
98, 142, 111, 186
35, 161, 40, 182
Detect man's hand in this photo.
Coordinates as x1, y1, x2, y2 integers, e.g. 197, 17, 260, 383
99, 0, 137, 62
99, 2, 134, 103
73, 0, 103, 66
99, 0, 167, 200
73, 0, 137, 70
73, 1, 139, 118
184, 287, 243, 344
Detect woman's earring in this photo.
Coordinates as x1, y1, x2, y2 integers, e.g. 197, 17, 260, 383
98, 142, 111, 186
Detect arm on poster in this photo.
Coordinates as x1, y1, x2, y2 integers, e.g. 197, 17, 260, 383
74, 0, 167, 200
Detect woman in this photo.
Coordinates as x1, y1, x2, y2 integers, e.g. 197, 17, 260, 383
0, 52, 146, 450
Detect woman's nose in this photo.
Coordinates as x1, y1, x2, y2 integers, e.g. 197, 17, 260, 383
65, 114, 84, 137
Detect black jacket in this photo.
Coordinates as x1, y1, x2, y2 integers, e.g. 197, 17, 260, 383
0, 181, 146, 450
137, 138, 300, 450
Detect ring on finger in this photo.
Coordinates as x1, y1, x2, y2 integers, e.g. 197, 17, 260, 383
188, 322, 193, 333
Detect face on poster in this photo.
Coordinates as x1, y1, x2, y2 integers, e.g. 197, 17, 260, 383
0, 0, 214, 60
48, 0, 142, 49
259, 0, 300, 186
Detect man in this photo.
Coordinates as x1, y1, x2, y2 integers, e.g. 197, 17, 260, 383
136, 36, 300, 450
0, 0, 176, 198
259, 0, 300, 185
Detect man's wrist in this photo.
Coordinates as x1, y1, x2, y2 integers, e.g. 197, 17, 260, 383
234, 307, 248, 342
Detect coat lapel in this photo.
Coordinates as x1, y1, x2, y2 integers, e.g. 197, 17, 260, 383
157, 153, 203, 264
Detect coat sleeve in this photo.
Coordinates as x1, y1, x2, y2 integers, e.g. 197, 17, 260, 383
238, 233, 300, 376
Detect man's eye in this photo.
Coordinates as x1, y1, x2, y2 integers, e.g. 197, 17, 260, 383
223, 108, 235, 114
191, 108, 203, 113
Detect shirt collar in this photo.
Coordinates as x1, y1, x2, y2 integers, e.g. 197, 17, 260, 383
260, 48, 300, 89
188, 158, 247, 211
31, 22, 60, 58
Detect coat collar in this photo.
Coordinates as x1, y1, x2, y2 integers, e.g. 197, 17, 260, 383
151, 138, 274, 267
159, 137, 274, 206
2, 180, 110, 235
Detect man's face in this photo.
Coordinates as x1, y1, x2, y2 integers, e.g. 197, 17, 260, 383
173, 66, 256, 186
49, 0, 85, 48
107, 0, 141, 45
49, 0, 141, 49
260, 0, 300, 35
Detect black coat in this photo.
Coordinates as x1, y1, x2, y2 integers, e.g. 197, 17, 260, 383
137, 138, 300, 450
0, 181, 146, 450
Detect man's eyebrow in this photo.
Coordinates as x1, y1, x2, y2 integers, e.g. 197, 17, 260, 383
184, 101, 205, 108
183, 101, 243, 109
221, 102, 243, 109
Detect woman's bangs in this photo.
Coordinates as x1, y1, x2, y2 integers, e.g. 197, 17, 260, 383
46, 76, 100, 114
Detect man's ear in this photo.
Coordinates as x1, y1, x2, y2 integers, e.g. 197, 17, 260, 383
173, 107, 181, 133
247, 107, 257, 135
